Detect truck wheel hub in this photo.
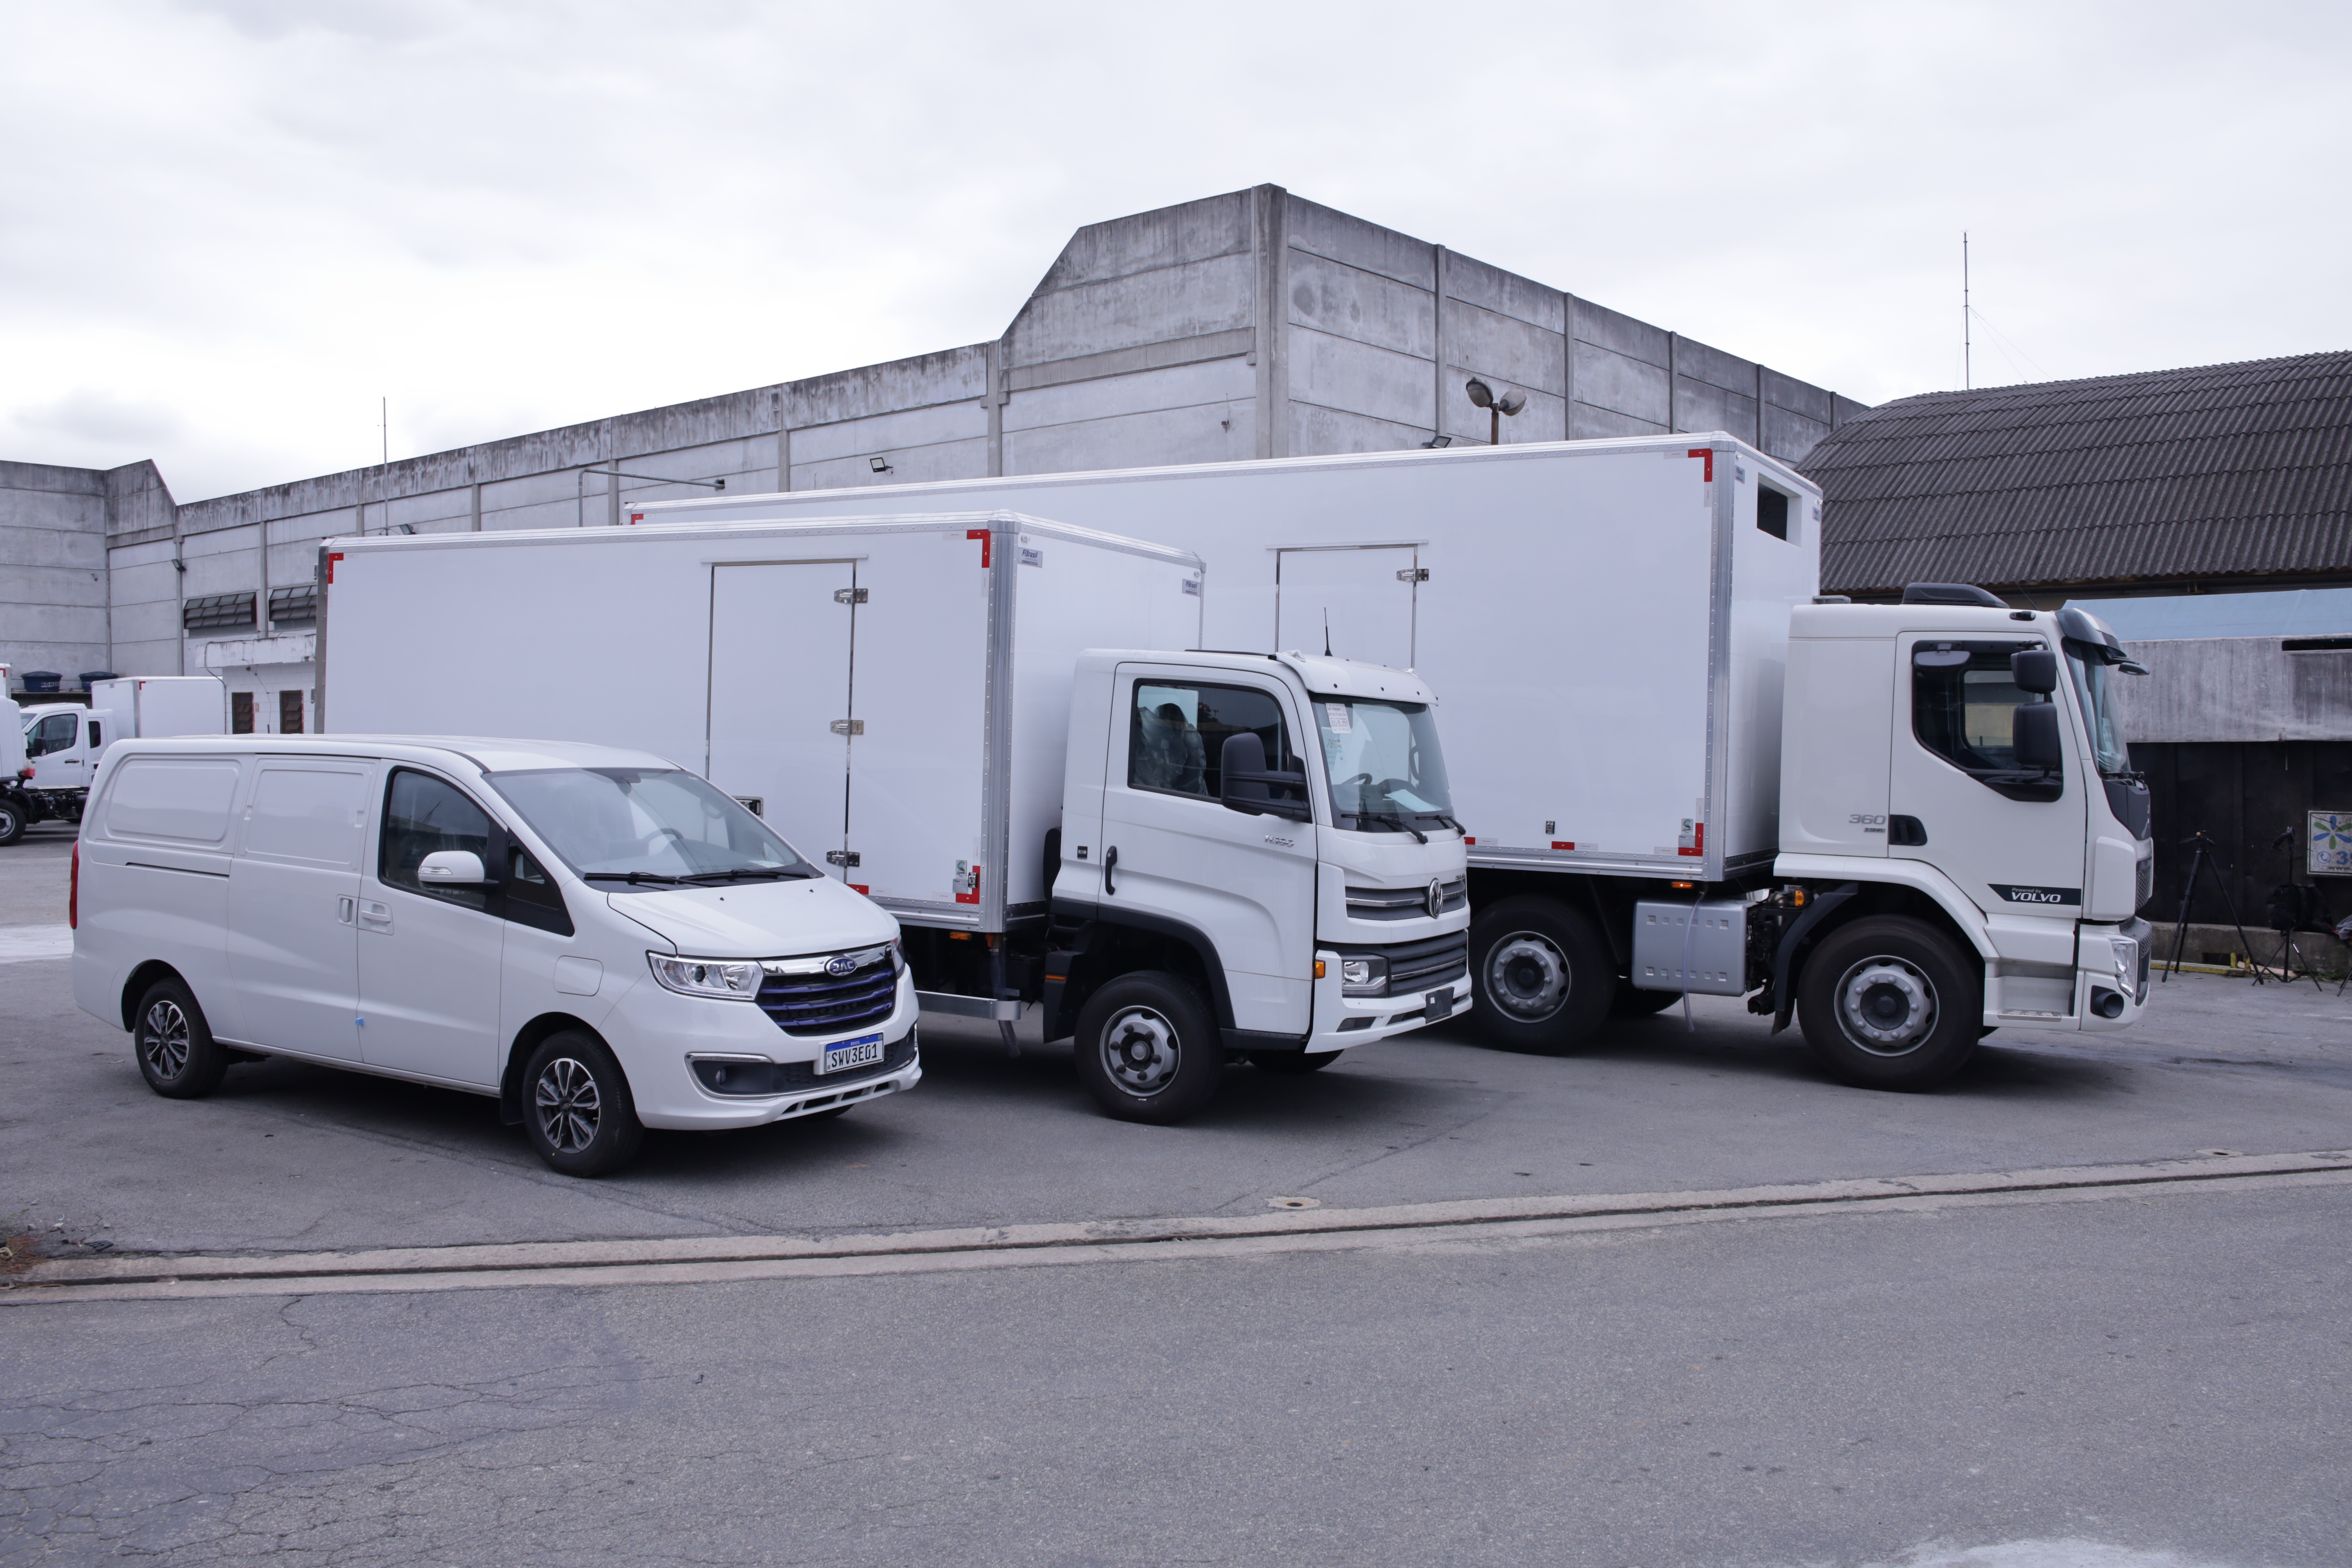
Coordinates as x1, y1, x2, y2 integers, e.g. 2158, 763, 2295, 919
1486, 934, 1569, 1021
1837, 960, 1936, 1053
139, 1000, 190, 1080
1102, 1006, 1179, 1094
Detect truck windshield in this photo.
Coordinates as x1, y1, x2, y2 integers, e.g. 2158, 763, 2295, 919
486, 767, 820, 882
1313, 698, 1454, 833
2063, 641, 2133, 778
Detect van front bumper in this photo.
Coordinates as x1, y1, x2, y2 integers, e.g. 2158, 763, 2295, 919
608, 966, 923, 1130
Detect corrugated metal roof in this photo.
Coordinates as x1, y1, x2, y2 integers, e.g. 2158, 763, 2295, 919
1802, 351, 2352, 596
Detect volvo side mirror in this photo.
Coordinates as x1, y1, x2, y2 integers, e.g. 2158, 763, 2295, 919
2011, 648, 2058, 694
2012, 703, 2063, 772
1218, 732, 1312, 821
417, 849, 489, 885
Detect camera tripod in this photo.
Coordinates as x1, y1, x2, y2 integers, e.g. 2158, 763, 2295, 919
2162, 830, 2265, 986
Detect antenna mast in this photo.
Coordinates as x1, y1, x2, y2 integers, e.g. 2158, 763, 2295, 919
1962, 233, 1971, 390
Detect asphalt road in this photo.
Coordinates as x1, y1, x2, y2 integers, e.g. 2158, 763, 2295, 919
4, 827, 2347, 1565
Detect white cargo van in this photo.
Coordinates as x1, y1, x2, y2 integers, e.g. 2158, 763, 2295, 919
72, 735, 920, 1175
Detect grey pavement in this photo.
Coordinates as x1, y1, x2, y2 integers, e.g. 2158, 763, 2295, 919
5, 831, 2352, 1258
3, 1173, 2341, 1566
4, 830, 2348, 1566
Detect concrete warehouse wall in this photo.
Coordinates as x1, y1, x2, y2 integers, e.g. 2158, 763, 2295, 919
0, 462, 111, 689
2111, 636, 2352, 744
2, 185, 1865, 686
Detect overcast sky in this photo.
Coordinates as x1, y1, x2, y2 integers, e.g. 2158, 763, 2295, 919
5, 0, 2346, 501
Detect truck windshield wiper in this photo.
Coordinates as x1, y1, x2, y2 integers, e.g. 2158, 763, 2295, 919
1353, 811, 1428, 844
582, 870, 692, 886
679, 866, 821, 884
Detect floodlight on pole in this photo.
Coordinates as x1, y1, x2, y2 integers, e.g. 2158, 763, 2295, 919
1464, 377, 1525, 446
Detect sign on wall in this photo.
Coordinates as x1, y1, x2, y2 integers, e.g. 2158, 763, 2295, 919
2310, 811, 2352, 877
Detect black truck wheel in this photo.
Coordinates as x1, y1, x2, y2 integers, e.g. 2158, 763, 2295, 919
1073, 971, 1224, 1124
134, 976, 231, 1099
0, 796, 24, 846
1470, 895, 1615, 1054
1796, 916, 1982, 1090
522, 1032, 646, 1176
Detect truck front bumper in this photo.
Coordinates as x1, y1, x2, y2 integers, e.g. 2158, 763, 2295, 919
1304, 949, 1466, 1053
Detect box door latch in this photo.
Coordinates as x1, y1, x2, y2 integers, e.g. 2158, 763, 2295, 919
830, 719, 865, 736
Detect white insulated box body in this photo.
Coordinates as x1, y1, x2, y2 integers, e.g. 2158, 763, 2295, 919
317, 511, 1204, 932
632, 436, 1822, 884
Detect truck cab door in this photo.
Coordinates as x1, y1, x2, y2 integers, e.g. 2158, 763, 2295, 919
1275, 547, 1421, 668
26, 712, 85, 791
1890, 635, 2087, 919
1099, 664, 1318, 1035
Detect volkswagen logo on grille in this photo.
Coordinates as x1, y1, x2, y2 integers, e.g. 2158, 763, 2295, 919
824, 954, 859, 977
1426, 879, 1444, 920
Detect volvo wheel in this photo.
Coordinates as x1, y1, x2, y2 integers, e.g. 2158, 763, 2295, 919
134, 976, 230, 1099
522, 1031, 645, 1176
1072, 971, 1223, 1124
1470, 896, 1614, 1054
1796, 916, 1981, 1090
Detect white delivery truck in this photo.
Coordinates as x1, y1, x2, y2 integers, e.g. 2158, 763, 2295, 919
629, 435, 2158, 1090
17, 676, 226, 832
316, 511, 1470, 1121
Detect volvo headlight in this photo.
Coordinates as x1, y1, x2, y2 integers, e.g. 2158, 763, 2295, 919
648, 953, 763, 1000
1340, 956, 1389, 996
2110, 934, 2140, 985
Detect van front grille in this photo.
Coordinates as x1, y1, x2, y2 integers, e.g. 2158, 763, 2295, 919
757, 956, 899, 1037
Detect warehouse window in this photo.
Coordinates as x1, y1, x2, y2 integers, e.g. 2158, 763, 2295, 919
230, 692, 254, 734
279, 691, 305, 735
1756, 484, 1792, 541
268, 584, 318, 626
182, 592, 257, 632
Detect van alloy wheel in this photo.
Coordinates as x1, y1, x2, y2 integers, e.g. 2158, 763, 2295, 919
534, 1057, 603, 1152
1100, 1005, 1180, 1096
1485, 933, 1570, 1023
1835, 958, 1937, 1056
139, 998, 191, 1082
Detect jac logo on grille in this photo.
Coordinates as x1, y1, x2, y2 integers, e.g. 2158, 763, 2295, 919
824, 955, 859, 977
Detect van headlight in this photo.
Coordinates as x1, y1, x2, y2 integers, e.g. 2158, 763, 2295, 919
648, 953, 763, 1000
1339, 956, 1389, 996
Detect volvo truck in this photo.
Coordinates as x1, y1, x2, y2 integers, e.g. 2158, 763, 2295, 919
630, 436, 2156, 1089
315, 510, 1470, 1121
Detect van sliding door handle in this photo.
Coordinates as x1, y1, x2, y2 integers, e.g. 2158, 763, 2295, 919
1103, 845, 1118, 896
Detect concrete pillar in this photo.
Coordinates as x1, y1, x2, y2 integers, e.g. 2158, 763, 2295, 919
1433, 245, 1450, 443
1561, 292, 1578, 441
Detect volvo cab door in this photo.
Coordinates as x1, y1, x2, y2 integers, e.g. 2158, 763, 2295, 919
1891, 635, 2087, 919
1099, 665, 1319, 1035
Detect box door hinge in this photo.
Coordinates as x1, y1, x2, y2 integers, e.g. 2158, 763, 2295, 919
833, 587, 868, 605
830, 719, 865, 736
825, 850, 861, 868
1396, 567, 1429, 582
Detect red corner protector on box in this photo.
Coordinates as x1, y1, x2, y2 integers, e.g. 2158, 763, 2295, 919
1551, 841, 1575, 851
967, 528, 991, 568
1687, 448, 1713, 482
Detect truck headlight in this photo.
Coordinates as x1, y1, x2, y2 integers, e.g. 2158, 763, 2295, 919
648, 954, 763, 1000
2110, 934, 2139, 985
1340, 956, 1389, 996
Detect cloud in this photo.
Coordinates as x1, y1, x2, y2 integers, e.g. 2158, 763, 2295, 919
2, 0, 2348, 500
9, 392, 185, 453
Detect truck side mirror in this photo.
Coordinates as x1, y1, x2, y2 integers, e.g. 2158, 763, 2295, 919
1219, 732, 1312, 821
2012, 702, 2063, 772
2011, 648, 2058, 694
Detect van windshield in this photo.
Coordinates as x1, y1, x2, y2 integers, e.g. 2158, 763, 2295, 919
487, 768, 820, 883
1313, 698, 1455, 833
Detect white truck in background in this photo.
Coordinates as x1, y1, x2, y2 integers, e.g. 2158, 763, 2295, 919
14, 676, 226, 837
630, 435, 2158, 1090
315, 511, 1470, 1122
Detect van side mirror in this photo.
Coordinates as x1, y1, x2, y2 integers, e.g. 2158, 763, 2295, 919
418, 849, 489, 885
2011, 648, 2058, 694
2012, 702, 2063, 772
1219, 732, 1312, 821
